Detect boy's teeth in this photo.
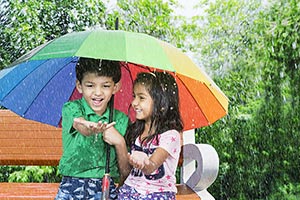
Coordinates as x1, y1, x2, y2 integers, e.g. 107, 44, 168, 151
92, 98, 103, 105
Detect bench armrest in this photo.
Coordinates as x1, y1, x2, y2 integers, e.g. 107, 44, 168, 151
181, 143, 219, 200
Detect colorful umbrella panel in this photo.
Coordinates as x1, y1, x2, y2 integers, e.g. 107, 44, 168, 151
0, 29, 228, 130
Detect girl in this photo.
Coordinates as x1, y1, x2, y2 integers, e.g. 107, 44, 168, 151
118, 71, 184, 200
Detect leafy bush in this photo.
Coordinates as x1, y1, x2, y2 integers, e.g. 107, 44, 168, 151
0, 166, 61, 183
269, 183, 300, 200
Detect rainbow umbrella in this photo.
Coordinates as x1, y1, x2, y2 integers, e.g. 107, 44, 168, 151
0, 29, 228, 131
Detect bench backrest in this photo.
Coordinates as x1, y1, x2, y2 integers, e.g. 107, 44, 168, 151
0, 110, 62, 166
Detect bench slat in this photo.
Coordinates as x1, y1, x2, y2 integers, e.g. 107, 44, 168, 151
0, 131, 61, 138
0, 183, 200, 200
0, 157, 60, 165
0, 183, 59, 199
0, 147, 61, 153
0, 124, 60, 130
0, 139, 61, 146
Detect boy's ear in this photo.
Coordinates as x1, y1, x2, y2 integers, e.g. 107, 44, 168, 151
76, 80, 83, 94
113, 81, 121, 94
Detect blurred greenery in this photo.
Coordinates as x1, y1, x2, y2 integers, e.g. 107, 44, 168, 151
0, 0, 299, 199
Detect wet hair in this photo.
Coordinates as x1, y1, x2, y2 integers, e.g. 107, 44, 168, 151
125, 71, 184, 147
76, 58, 121, 83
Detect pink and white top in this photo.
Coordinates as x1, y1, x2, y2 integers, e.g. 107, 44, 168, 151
124, 129, 181, 195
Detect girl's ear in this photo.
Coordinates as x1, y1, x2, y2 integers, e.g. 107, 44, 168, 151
76, 80, 83, 94
113, 81, 121, 94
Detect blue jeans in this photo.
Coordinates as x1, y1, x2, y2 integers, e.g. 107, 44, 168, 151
55, 176, 117, 200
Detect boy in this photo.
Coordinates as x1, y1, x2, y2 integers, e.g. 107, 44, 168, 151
55, 58, 129, 199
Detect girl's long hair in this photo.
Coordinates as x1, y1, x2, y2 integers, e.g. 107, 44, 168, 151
125, 71, 184, 147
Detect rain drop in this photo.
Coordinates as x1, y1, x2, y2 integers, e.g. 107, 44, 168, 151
191, 118, 195, 127
292, 41, 296, 49
94, 133, 98, 143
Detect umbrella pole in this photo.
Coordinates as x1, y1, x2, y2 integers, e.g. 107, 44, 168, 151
115, 17, 119, 30
101, 95, 114, 200
102, 17, 119, 200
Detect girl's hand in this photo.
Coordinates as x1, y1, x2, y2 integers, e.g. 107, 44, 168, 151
129, 148, 169, 175
129, 151, 149, 169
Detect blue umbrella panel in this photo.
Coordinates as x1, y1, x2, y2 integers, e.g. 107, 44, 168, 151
0, 57, 79, 126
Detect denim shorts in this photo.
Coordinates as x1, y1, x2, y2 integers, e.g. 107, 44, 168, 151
55, 176, 117, 200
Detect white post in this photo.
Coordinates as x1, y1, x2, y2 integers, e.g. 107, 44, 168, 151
180, 129, 219, 200
180, 129, 196, 184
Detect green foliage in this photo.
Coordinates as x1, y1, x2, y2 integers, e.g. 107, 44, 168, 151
8, 166, 61, 183
0, 166, 61, 182
269, 183, 300, 200
0, 166, 23, 182
116, 0, 182, 44
0, 0, 107, 69
190, 0, 300, 199
252, 1, 300, 198
0, 0, 184, 69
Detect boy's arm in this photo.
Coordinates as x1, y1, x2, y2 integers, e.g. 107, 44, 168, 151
102, 127, 131, 185
115, 137, 131, 185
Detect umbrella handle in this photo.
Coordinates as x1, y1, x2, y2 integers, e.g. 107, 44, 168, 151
101, 173, 110, 200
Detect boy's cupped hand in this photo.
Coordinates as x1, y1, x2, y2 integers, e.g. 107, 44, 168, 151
73, 117, 116, 136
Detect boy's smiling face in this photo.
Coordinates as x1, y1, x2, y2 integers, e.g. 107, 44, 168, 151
76, 72, 119, 116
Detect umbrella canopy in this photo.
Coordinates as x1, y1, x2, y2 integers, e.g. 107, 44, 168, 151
0, 29, 228, 130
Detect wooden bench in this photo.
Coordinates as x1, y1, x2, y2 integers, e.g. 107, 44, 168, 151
0, 110, 219, 199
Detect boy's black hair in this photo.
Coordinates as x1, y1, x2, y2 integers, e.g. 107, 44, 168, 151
125, 71, 184, 147
76, 58, 121, 83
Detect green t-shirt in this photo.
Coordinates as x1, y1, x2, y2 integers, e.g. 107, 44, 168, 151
58, 98, 129, 179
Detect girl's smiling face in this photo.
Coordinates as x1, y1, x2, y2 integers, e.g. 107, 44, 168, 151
76, 72, 119, 116
131, 83, 154, 124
